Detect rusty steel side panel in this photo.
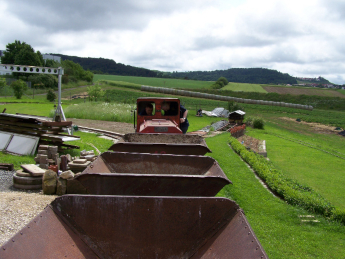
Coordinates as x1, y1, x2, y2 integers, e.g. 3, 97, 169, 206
108, 142, 211, 155
48, 195, 267, 259
84, 152, 224, 177
0, 196, 268, 259
123, 133, 207, 144
78, 152, 230, 196
0, 206, 99, 259
190, 210, 268, 259
75, 173, 230, 196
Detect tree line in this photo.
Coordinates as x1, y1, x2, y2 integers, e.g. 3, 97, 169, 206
47, 54, 299, 84
2, 40, 304, 85
51, 54, 157, 78
167, 68, 298, 84
1, 40, 93, 85
1, 40, 94, 99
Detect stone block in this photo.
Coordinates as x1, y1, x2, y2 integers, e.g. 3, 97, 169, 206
56, 178, 67, 196
60, 170, 75, 180
42, 169, 57, 195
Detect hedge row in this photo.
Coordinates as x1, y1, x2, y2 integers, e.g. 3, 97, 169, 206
229, 136, 345, 224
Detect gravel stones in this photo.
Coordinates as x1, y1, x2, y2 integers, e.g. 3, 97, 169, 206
0, 170, 56, 246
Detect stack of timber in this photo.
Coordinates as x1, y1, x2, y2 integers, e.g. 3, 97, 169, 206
0, 113, 80, 151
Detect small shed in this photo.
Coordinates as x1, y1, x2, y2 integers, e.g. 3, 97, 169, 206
228, 110, 245, 124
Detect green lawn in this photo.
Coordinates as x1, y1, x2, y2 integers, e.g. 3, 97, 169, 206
222, 82, 268, 93
1, 93, 345, 257
245, 122, 345, 210
208, 133, 345, 259
94, 74, 213, 89
0, 102, 60, 117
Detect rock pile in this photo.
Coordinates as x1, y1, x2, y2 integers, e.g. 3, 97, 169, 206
13, 145, 97, 191
43, 169, 76, 195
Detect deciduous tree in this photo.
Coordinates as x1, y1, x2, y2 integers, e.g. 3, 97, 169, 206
1, 40, 42, 66
87, 84, 104, 101
11, 79, 27, 99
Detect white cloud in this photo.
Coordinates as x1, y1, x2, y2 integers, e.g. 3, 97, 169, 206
1, 0, 345, 84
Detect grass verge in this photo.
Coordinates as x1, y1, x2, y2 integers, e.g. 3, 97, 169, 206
207, 133, 345, 258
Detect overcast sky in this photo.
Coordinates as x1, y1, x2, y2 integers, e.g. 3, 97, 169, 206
1, 0, 345, 84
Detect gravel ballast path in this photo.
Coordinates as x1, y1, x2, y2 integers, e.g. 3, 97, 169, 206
0, 170, 56, 246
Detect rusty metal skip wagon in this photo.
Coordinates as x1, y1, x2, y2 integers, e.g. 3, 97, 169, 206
0, 97, 268, 258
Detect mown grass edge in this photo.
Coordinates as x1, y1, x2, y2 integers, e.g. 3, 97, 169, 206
229, 136, 345, 224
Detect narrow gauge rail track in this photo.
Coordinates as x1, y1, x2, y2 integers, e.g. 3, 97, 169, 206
77, 125, 125, 140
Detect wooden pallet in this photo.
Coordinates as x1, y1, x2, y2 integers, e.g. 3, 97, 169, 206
0, 113, 80, 151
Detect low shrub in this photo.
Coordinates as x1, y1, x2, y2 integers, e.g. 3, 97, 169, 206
244, 117, 253, 127
227, 101, 244, 112
46, 89, 56, 102
210, 77, 229, 90
253, 117, 265, 129
229, 136, 345, 223
11, 79, 27, 99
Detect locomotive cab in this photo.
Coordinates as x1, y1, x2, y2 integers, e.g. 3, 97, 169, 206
136, 97, 182, 134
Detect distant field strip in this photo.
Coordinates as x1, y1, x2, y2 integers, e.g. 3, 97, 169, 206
94, 74, 212, 89
268, 132, 345, 160
222, 82, 267, 93
263, 86, 345, 98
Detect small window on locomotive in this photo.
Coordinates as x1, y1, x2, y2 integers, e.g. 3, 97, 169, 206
161, 101, 178, 116
139, 102, 155, 116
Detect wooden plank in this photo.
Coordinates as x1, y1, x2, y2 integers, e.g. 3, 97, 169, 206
21, 164, 46, 176
0, 163, 14, 171
0, 119, 42, 129
0, 119, 68, 133
0, 114, 41, 124
0, 124, 46, 134
42, 121, 72, 127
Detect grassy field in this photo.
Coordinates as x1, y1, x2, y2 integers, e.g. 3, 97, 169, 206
94, 74, 213, 89
0, 102, 60, 116
263, 85, 345, 98
209, 133, 345, 258
222, 82, 268, 93
1, 83, 345, 258
245, 122, 345, 210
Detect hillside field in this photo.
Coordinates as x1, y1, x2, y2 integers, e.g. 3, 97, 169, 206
94, 74, 213, 89
263, 86, 345, 98
1, 78, 345, 258
94, 74, 345, 99
221, 82, 267, 93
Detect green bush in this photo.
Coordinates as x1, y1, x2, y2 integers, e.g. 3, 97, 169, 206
218, 76, 229, 86
28, 74, 58, 89
331, 208, 345, 224
0, 77, 6, 89
229, 136, 345, 223
227, 101, 244, 112
244, 116, 253, 126
211, 82, 223, 89
46, 89, 56, 102
210, 77, 229, 90
253, 117, 264, 129
10, 79, 27, 99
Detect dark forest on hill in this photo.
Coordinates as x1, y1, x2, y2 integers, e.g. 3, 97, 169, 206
166, 68, 298, 84
51, 54, 157, 77
52, 54, 298, 84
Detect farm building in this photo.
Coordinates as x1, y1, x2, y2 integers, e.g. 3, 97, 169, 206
228, 110, 245, 124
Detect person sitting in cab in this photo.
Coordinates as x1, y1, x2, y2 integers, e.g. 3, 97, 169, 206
162, 102, 189, 134
140, 103, 153, 116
